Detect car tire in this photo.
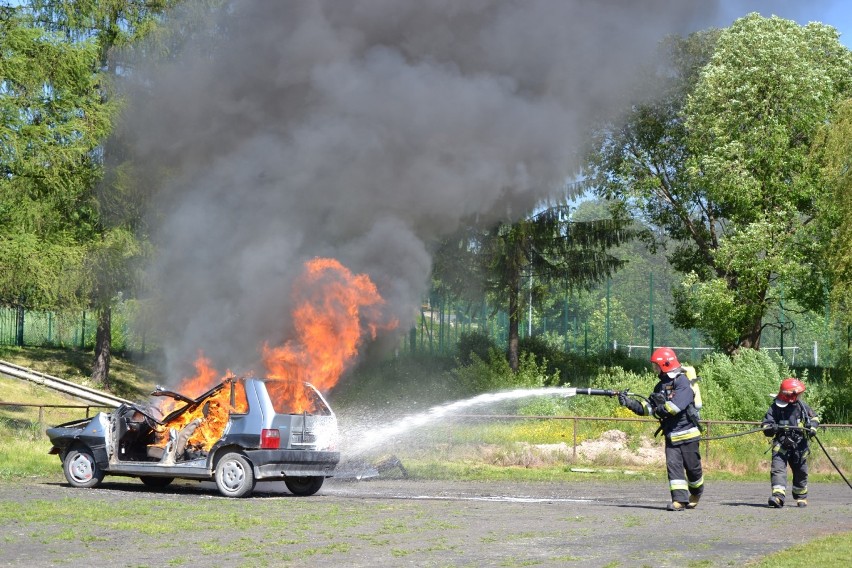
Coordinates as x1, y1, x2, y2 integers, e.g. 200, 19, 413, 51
284, 476, 324, 496
214, 452, 255, 498
139, 476, 174, 489
63, 447, 105, 488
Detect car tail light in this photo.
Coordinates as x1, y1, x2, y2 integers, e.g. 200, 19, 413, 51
260, 428, 280, 449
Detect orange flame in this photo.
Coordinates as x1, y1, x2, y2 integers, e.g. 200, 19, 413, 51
155, 257, 395, 442
262, 257, 397, 411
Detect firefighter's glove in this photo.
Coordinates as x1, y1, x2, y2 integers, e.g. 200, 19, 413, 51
618, 392, 642, 415
763, 423, 777, 437
807, 420, 819, 436
649, 392, 666, 407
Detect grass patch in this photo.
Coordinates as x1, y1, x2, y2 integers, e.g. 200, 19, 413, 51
1, 345, 850, 486
744, 532, 852, 567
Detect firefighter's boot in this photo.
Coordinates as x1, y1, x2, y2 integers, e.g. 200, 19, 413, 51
686, 494, 700, 510
768, 494, 785, 508
666, 501, 686, 511
796, 498, 808, 508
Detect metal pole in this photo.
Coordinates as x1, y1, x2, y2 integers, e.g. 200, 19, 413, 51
606, 278, 611, 351
780, 284, 785, 363
649, 272, 654, 355
528, 275, 533, 337
572, 417, 578, 459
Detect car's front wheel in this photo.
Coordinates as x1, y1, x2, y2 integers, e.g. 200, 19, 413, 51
285, 476, 324, 496
63, 447, 105, 488
139, 476, 174, 489
214, 452, 255, 498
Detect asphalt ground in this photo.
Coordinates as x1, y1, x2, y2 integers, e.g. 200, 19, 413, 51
1, 477, 851, 567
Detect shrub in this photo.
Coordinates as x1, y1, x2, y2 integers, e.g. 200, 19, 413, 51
698, 349, 791, 422
804, 367, 852, 424
456, 331, 498, 366
565, 366, 658, 417
452, 349, 560, 396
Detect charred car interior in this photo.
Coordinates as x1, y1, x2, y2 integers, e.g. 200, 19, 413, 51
46, 377, 340, 498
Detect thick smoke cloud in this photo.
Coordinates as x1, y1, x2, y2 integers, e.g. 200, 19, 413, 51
124, 1, 832, 380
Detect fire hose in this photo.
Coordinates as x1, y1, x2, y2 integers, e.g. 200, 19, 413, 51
573, 388, 852, 491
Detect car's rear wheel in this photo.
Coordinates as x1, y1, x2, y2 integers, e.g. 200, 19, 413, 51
284, 476, 324, 496
214, 452, 255, 498
139, 476, 174, 489
63, 447, 105, 488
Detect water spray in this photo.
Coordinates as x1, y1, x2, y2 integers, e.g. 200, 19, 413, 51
343, 386, 578, 458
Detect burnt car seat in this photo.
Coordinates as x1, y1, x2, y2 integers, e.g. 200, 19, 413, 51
146, 418, 203, 462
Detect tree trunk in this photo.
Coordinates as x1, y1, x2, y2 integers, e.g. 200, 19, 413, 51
507, 268, 521, 373
91, 305, 112, 390
740, 313, 763, 350
15, 303, 24, 347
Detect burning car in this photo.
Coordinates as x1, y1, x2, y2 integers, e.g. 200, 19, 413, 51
46, 377, 340, 498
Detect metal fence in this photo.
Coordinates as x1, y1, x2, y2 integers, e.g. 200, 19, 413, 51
2, 271, 848, 369
0, 304, 155, 356
452, 414, 852, 464
398, 279, 849, 369
0, 401, 111, 424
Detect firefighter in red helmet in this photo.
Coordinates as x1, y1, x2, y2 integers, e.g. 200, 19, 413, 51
762, 378, 819, 508
619, 347, 704, 511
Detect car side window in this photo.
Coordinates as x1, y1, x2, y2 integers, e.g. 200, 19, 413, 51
231, 380, 249, 414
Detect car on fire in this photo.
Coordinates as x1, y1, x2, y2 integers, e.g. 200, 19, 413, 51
46, 377, 340, 498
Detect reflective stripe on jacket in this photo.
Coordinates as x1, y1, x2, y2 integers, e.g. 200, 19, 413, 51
641, 371, 700, 446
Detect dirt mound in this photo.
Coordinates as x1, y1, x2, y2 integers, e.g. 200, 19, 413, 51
574, 429, 664, 466
479, 429, 664, 467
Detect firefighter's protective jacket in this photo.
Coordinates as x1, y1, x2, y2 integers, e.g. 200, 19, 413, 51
762, 400, 818, 456
638, 371, 701, 445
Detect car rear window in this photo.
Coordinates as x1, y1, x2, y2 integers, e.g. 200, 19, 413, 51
264, 380, 332, 416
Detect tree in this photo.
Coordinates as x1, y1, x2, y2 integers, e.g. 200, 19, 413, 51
815, 98, 852, 338
434, 202, 631, 371
23, 0, 183, 387
0, 7, 112, 311
586, 15, 852, 354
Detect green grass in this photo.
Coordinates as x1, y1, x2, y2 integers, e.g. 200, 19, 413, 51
1, 344, 850, 495
744, 532, 852, 567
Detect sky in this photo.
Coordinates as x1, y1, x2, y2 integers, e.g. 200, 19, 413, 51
113, 1, 852, 382
729, 1, 852, 47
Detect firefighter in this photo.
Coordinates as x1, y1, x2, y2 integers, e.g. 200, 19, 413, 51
618, 347, 704, 511
762, 378, 819, 508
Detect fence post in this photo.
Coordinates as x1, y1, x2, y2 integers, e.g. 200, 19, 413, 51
572, 417, 578, 459
605, 278, 611, 350
648, 271, 654, 355
37, 405, 44, 425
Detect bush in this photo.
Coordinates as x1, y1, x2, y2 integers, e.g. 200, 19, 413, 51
456, 331, 498, 366
804, 367, 852, 424
566, 366, 658, 417
698, 349, 791, 422
519, 336, 649, 387
453, 349, 560, 394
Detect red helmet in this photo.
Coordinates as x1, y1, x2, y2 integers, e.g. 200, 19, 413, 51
778, 378, 805, 403
650, 347, 680, 372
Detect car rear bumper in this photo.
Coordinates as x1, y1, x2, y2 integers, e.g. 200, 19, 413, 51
245, 449, 340, 479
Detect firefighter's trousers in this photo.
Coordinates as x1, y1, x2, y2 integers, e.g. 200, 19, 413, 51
770, 450, 809, 500
665, 439, 704, 504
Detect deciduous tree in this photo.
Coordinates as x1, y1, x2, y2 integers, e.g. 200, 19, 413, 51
587, 15, 852, 353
